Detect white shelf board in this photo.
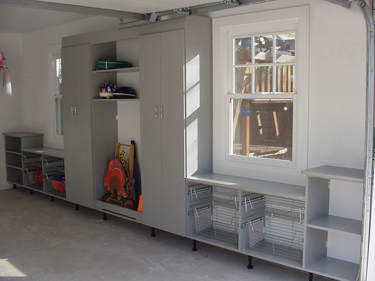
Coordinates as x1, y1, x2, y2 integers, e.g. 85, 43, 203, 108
302, 165, 364, 183
95, 200, 142, 222
187, 173, 305, 201
92, 67, 139, 74
307, 215, 362, 235
22, 147, 64, 158
93, 98, 139, 102
241, 246, 303, 270
305, 256, 359, 281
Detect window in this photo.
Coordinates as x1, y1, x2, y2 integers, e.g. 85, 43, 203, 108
230, 33, 295, 161
212, 6, 309, 183
52, 54, 63, 137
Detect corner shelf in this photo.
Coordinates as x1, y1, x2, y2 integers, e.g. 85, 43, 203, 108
306, 215, 362, 235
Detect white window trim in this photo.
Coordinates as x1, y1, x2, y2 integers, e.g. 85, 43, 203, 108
47, 44, 63, 141
213, 6, 309, 185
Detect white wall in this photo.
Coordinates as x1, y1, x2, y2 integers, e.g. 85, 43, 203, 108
21, 16, 120, 149
0, 33, 24, 189
210, 0, 366, 185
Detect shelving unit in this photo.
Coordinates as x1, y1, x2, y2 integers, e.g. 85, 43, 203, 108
22, 147, 65, 199
3, 132, 65, 199
302, 165, 364, 281
4, 132, 43, 187
89, 35, 142, 222
186, 173, 306, 270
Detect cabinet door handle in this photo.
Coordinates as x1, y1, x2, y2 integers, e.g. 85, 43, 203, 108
155, 106, 158, 118
74, 105, 77, 115
160, 106, 164, 118
71, 105, 75, 114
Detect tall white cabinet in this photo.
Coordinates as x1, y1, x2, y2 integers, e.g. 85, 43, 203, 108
140, 30, 186, 236
61, 44, 95, 209
139, 17, 212, 236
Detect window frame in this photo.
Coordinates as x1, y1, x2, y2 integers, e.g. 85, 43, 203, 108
212, 6, 309, 184
48, 45, 63, 141
226, 29, 297, 168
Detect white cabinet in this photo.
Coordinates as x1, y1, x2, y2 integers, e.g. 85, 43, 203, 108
61, 44, 94, 209
302, 165, 364, 281
140, 29, 186, 236
140, 16, 212, 236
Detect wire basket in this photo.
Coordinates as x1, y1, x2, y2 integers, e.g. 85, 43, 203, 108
243, 196, 305, 261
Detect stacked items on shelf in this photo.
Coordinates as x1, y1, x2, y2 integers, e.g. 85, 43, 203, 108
103, 142, 141, 211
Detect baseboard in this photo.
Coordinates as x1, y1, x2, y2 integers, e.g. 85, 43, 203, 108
0, 182, 12, 190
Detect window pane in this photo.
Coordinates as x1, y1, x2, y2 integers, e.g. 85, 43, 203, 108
231, 98, 293, 161
234, 67, 252, 93
276, 33, 295, 63
56, 58, 62, 96
275, 65, 296, 93
254, 66, 273, 93
234, 38, 252, 65
254, 35, 273, 64
55, 98, 63, 136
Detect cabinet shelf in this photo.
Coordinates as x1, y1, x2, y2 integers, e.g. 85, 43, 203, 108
187, 173, 305, 201
92, 67, 139, 74
305, 256, 359, 281
7, 164, 22, 170
93, 98, 139, 102
241, 245, 303, 270
6, 150, 22, 155
307, 215, 362, 235
302, 165, 364, 183
95, 200, 142, 222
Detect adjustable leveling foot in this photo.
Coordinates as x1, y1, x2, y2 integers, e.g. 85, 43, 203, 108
247, 256, 253, 269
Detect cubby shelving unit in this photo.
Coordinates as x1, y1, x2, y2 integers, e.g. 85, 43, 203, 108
4, 132, 65, 199
186, 173, 306, 270
89, 35, 142, 222
4, 132, 43, 187
302, 165, 364, 281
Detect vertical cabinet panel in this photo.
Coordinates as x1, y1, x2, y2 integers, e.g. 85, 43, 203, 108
61, 44, 94, 208
140, 30, 186, 236
140, 33, 163, 230
160, 30, 186, 235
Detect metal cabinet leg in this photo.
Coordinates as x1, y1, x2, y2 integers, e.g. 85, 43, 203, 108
192, 239, 198, 251
51, 196, 54, 202
151, 227, 156, 237
75, 204, 79, 211
309, 273, 313, 281
247, 256, 253, 269
103, 213, 107, 220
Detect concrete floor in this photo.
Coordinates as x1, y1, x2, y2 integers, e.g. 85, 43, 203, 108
0, 188, 333, 281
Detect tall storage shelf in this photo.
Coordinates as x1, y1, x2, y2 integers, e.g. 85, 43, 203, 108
186, 173, 306, 270
4, 132, 43, 186
302, 165, 364, 281
89, 33, 142, 221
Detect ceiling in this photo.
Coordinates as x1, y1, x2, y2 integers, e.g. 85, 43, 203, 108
0, 0, 221, 33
